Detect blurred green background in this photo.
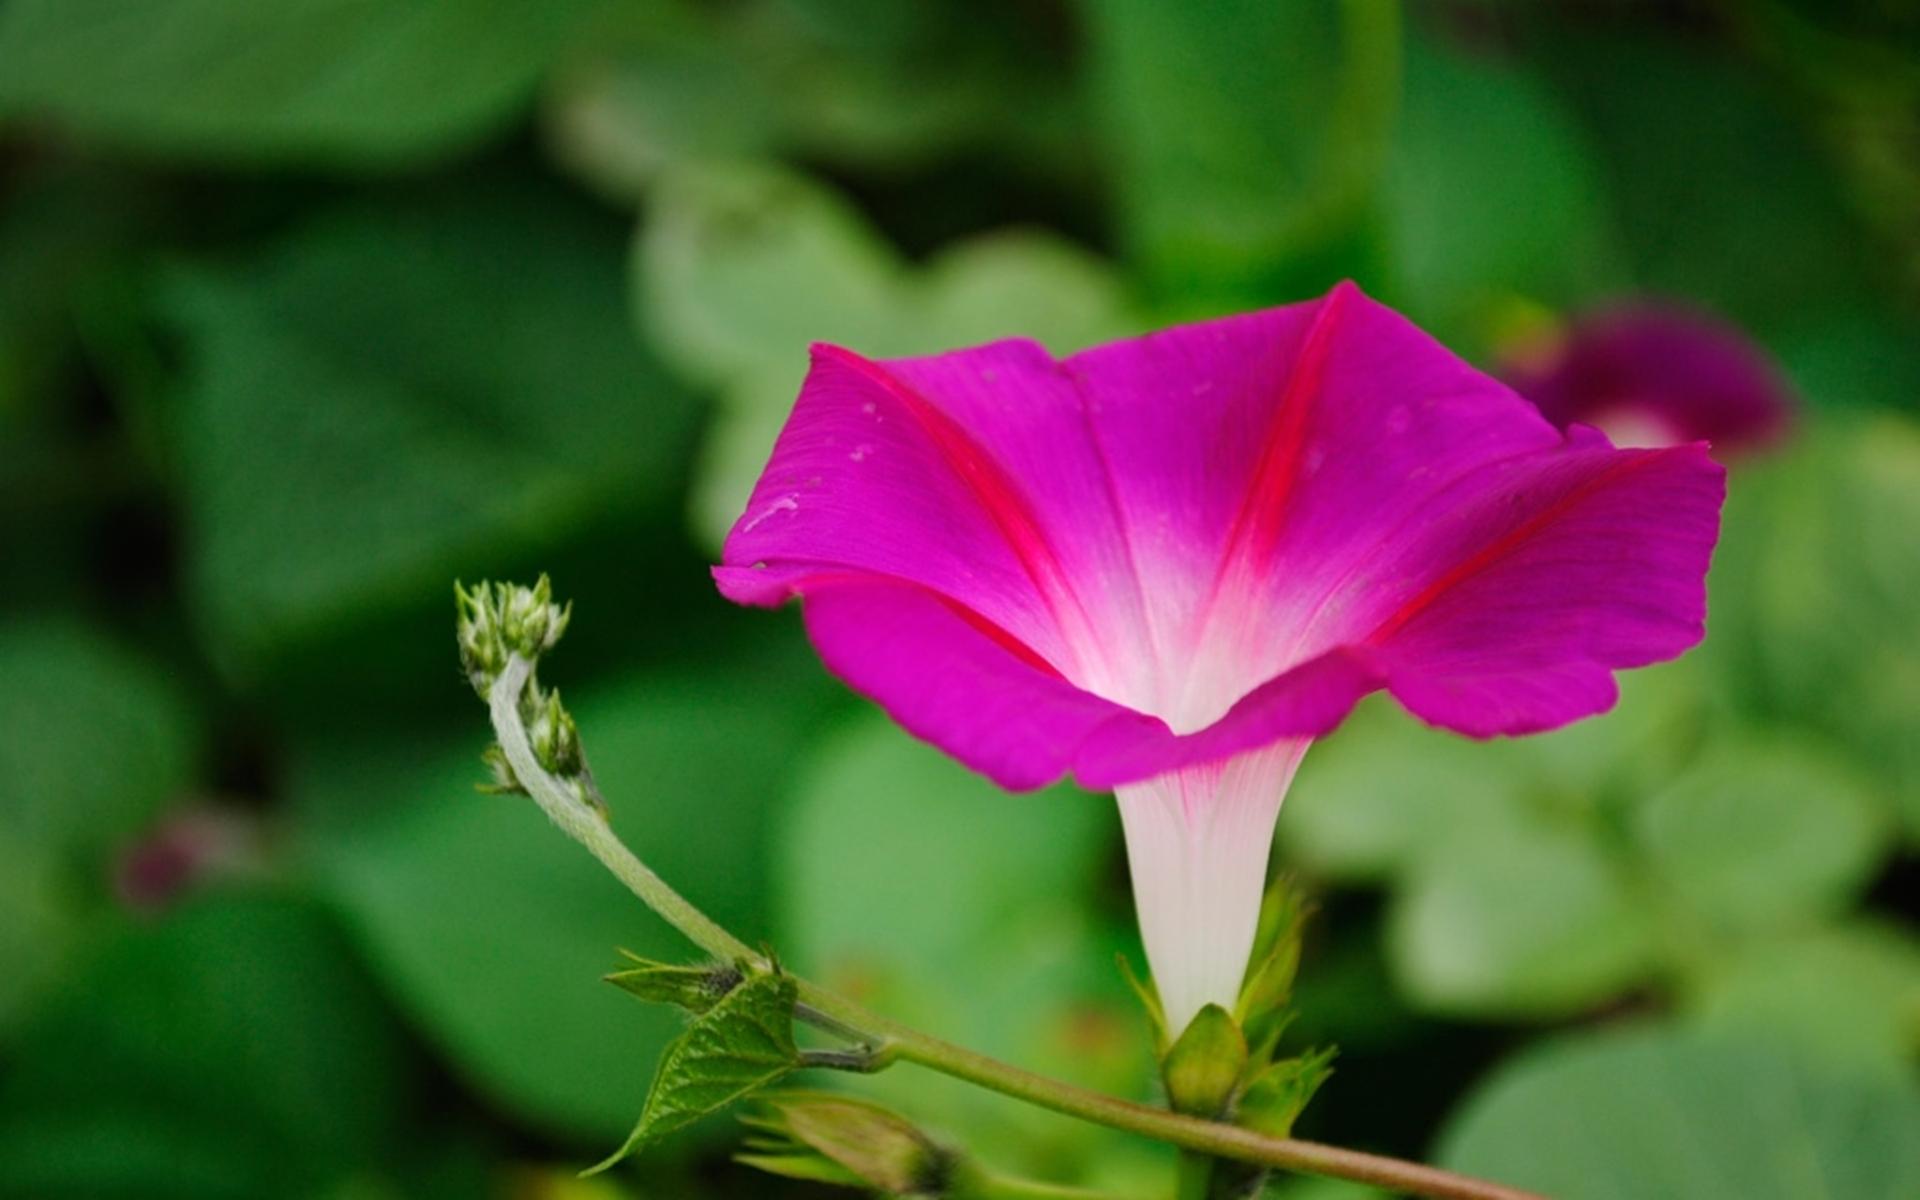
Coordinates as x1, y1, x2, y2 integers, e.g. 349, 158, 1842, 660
1, 1, 1917, 1197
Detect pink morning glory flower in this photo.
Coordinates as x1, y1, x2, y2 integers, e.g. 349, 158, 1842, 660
1501, 302, 1794, 456
716, 282, 1724, 1034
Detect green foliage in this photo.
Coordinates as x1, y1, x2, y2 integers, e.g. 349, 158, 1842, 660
0, 890, 412, 1200
162, 184, 699, 675
302, 639, 833, 1139
0, 0, 597, 166
0, 618, 196, 856
1438, 1025, 1920, 1199
776, 714, 1161, 1187
592, 969, 800, 1172
1082, 0, 1400, 300
5, 1, 1919, 1196
1383, 24, 1621, 342
1631, 738, 1887, 931
1712, 420, 1920, 838
635, 162, 1139, 545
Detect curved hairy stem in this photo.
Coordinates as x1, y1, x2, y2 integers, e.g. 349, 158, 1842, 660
487, 655, 1539, 1200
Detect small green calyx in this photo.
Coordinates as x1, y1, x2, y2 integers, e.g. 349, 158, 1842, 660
454, 574, 571, 697
738, 1092, 950, 1195
605, 952, 745, 1014
1162, 1004, 1248, 1118
1236, 1045, 1337, 1140
1236, 875, 1308, 1052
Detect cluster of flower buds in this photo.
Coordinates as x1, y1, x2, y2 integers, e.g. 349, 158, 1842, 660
455, 575, 572, 698
456, 577, 601, 816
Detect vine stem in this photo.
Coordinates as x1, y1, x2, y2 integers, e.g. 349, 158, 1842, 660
488, 657, 1541, 1200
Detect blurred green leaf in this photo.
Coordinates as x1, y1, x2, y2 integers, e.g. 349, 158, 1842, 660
0, 617, 196, 857
1082, 0, 1400, 299
1388, 812, 1658, 1019
163, 185, 700, 677
1384, 25, 1621, 342
636, 163, 1139, 546
0, 0, 596, 167
0, 889, 412, 1200
1283, 668, 1698, 883
547, 0, 1080, 200
0, 829, 78, 1035
1632, 737, 1888, 933
593, 970, 798, 1171
1684, 922, 1920, 1078
1281, 698, 1531, 881
1711, 418, 1920, 839
1438, 1025, 1920, 1199
776, 713, 1158, 1183
1537, 30, 1872, 333
302, 639, 834, 1139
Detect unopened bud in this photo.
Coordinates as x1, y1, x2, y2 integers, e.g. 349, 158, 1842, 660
454, 576, 572, 696
739, 1093, 949, 1195
1162, 1004, 1248, 1119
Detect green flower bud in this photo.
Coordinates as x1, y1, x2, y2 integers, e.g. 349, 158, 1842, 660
738, 1092, 949, 1195
454, 576, 572, 696
1161, 1003, 1248, 1119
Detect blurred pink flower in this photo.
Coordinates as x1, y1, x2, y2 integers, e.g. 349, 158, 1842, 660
1502, 302, 1794, 456
717, 282, 1724, 1032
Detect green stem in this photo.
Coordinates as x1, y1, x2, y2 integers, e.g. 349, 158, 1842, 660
488, 656, 1541, 1200
1174, 1150, 1214, 1200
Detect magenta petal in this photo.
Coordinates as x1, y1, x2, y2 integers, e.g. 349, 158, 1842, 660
717, 282, 1726, 793
797, 576, 1162, 791
1365, 443, 1724, 736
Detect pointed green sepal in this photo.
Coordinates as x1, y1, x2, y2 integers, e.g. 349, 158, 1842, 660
1117, 952, 1170, 1050
1237, 875, 1310, 1049
737, 1091, 947, 1195
1236, 1045, 1336, 1139
604, 952, 745, 1014
1161, 1003, 1248, 1118
585, 968, 800, 1174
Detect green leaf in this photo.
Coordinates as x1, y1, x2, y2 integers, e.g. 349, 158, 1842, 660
0, 0, 595, 167
606, 955, 744, 1015
1438, 1025, 1920, 1199
638, 163, 1141, 547
1682, 923, 1920, 1077
591, 969, 799, 1171
777, 713, 1155, 1174
1081, 0, 1400, 298
0, 889, 412, 1200
1384, 23, 1620, 341
0, 617, 197, 856
1388, 812, 1658, 1019
1283, 670, 1700, 884
1536, 30, 1872, 334
0, 828, 77, 1035
1632, 736, 1889, 932
300, 637, 832, 1139
163, 184, 699, 675
1281, 697, 1529, 881
1710, 419, 1920, 840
